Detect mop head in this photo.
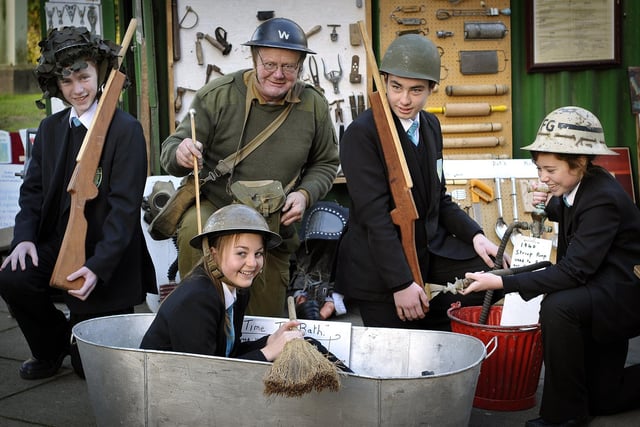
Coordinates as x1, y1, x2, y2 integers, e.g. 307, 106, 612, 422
263, 338, 341, 397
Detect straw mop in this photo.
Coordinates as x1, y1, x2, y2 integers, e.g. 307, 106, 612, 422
263, 297, 340, 397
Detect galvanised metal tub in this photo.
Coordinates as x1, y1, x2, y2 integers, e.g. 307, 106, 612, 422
73, 313, 488, 427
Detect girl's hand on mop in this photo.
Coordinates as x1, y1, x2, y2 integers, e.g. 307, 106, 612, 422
261, 320, 304, 361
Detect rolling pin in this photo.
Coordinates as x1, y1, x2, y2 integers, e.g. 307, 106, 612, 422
445, 84, 509, 96
443, 136, 505, 148
441, 122, 503, 133
427, 103, 508, 116
444, 153, 510, 160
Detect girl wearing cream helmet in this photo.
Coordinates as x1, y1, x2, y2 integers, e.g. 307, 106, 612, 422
463, 106, 640, 426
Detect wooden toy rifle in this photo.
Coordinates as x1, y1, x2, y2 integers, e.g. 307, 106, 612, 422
357, 21, 429, 299
50, 19, 137, 291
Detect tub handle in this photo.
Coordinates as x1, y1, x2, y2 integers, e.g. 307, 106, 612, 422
484, 336, 498, 360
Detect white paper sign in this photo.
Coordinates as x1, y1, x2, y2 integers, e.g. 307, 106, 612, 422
500, 234, 553, 326
0, 164, 24, 228
241, 315, 352, 366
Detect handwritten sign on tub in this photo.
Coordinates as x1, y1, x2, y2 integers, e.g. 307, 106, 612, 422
241, 316, 352, 365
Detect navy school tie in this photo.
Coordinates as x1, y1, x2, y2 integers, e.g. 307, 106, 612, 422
225, 304, 235, 356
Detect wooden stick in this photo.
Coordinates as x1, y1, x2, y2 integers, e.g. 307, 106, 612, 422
50, 19, 137, 291
189, 108, 202, 234
358, 21, 428, 299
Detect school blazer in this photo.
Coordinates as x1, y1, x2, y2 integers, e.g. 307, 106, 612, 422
13, 107, 156, 313
335, 109, 482, 302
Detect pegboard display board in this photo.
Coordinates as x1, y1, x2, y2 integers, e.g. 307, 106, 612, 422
166, 0, 369, 136
378, 0, 512, 160
444, 176, 558, 260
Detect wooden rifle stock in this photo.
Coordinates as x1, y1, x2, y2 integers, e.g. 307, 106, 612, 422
357, 21, 428, 298
50, 19, 137, 290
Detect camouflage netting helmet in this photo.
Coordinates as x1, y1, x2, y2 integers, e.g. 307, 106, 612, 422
34, 26, 121, 104
522, 106, 617, 156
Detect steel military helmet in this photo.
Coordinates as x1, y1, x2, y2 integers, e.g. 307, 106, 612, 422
190, 204, 282, 250
34, 26, 120, 103
522, 106, 617, 156
380, 34, 441, 83
242, 17, 315, 54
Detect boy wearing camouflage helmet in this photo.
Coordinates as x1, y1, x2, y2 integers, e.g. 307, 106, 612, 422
0, 26, 156, 380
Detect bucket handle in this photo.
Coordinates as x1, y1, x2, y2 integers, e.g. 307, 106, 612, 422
484, 336, 498, 360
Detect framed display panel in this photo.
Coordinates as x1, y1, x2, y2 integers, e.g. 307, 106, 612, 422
526, 0, 621, 72
378, 0, 513, 160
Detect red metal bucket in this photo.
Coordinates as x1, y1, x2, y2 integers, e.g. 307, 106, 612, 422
447, 303, 543, 411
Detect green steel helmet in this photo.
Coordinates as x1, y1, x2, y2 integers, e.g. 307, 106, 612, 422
190, 204, 282, 250
380, 34, 440, 83
242, 17, 315, 54
34, 26, 121, 103
522, 106, 617, 156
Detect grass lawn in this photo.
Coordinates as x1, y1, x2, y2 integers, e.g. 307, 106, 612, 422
0, 93, 46, 132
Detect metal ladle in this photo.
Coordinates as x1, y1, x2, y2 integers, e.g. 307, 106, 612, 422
494, 177, 507, 239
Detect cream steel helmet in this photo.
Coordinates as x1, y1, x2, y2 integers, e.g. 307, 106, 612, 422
522, 106, 617, 155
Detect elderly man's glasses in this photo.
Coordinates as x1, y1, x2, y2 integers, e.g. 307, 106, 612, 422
257, 51, 299, 75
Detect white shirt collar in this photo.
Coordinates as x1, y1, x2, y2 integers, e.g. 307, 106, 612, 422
563, 181, 581, 207
69, 100, 98, 128
222, 282, 236, 310
400, 115, 419, 133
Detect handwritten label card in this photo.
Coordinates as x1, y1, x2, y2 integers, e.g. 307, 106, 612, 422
241, 316, 352, 365
500, 234, 552, 326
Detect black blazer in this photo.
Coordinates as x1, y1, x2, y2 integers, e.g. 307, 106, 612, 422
335, 109, 482, 303
13, 107, 156, 313
503, 166, 640, 342
140, 266, 268, 360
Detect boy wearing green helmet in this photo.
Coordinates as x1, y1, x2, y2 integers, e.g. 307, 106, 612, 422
335, 34, 503, 330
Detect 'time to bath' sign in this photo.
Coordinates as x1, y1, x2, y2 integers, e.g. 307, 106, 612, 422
241, 316, 352, 365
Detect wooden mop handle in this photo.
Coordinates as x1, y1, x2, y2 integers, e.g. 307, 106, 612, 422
287, 296, 297, 321
189, 108, 202, 234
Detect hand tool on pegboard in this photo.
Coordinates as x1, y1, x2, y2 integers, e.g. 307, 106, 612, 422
435, 7, 511, 20
510, 177, 522, 244
305, 24, 322, 39
322, 56, 343, 94
206, 64, 224, 83
494, 177, 507, 239
173, 5, 199, 62
308, 56, 324, 94
469, 179, 494, 226
175, 86, 196, 113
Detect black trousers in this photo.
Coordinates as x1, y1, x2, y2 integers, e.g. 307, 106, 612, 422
0, 241, 133, 362
357, 253, 503, 331
539, 287, 640, 422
